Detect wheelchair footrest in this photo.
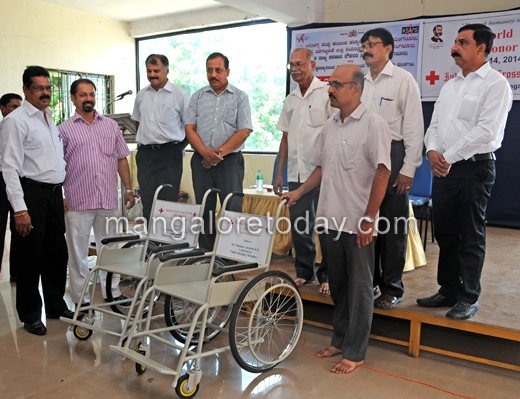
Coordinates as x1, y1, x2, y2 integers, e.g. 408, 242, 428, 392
110, 346, 177, 375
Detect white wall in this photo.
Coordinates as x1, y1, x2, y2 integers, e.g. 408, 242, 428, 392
0, 0, 136, 113
325, 0, 520, 23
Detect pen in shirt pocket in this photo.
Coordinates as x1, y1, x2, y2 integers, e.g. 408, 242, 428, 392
380, 97, 394, 106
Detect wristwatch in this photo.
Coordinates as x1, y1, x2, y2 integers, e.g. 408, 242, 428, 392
361, 215, 374, 223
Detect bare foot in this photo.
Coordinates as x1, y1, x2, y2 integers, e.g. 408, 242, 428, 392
331, 358, 364, 374
318, 283, 330, 295
316, 346, 342, 358
294, 278, 306, 288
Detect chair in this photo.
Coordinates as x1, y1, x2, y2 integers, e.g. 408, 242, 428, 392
409, 156, 433, 250
271, 153, 288, 190
62, 186, 216, 344
111, 193, 303, 398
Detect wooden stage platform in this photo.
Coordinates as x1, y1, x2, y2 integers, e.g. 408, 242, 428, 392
263, 225, 520, 372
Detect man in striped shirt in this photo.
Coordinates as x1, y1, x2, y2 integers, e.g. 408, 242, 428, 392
59, 79, 135, 308
186, 52, 253, 251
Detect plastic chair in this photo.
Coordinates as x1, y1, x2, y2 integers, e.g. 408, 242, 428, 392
409, 156, 433, 250
111, 193, 303, 398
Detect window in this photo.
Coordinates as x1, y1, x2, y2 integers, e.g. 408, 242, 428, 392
136, 21, 288, 152
47, 69, 112, 125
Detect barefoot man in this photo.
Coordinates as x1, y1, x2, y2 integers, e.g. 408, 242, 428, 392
275, 48, 334, 294
283, 64, 391, 373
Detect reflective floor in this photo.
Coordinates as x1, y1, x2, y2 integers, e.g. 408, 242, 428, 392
1, 230, 520, 398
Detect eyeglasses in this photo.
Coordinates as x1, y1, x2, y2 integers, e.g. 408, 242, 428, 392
287, 61, 310, 70
206, 68, 226, 74
359, 41, 383, 52
327, 81, 358, 89
30, 85, 52, 92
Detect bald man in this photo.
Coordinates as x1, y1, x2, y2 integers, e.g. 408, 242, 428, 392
283, 65, 391, 373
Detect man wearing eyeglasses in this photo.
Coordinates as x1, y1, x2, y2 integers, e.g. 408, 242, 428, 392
283, 64, 391, 373
185, 52, 252, 251
275, 47, 334, 294
360, 28, 424, 310
0, 66, 82, 336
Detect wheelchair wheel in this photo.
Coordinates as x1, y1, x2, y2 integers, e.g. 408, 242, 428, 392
106, 241, 160, 316
72, 325, 93, 341
164, 256, 233, 345
175, 374, 199, 398
229, 270, 303, 373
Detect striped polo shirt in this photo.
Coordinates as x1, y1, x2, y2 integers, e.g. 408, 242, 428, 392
59, 111, 130, 211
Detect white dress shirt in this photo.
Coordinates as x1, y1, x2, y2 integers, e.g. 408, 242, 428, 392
0, 100, 66, 211
424, 62, 512, 164
132, 80, 189, 145
277, 77, 334, 183
362, 61, 424, 178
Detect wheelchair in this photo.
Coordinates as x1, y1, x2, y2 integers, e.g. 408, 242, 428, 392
61, 185, 219, 345
110, 192, 304, 398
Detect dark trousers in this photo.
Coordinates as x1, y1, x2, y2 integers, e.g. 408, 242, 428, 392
136, 143, 183, 222
288, 182, 328, 284
0, 173, 16, 278
433, 160, 495, 304
14, 182, 68, 322
191, 151, 244, 251
374, 140, 408, 298
327, 231, 373, 362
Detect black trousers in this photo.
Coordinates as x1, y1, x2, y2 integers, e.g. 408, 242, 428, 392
14, 182, 68, 322
288, 182, 328, 284
191, 151, 244, 251
136, 143, 183, 221
0, 173, 16, 278
433, 160, 495, 304
374, 140, 408, 298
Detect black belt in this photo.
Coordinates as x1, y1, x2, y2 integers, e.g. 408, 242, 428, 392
453, 152, 496, 165
138, 141, 180, 151
21, 177, 63, 191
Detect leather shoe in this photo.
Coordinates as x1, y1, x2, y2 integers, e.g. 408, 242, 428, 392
446, 301, 479, 320
24, 320, 47, 335
374, 293, 402, 310
47, 309, 84, 321
416, 292, 457, 308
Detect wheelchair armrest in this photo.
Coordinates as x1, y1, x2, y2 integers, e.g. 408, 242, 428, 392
100, 235, 141, 245
158, 248, 208, 262
149, 242, 190, 253
212, 262, 258, 277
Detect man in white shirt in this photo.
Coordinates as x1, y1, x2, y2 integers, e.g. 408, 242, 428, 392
360, 28, 424, 309
418, 24, 513, 320
0, 66, 82, 336
132, 54, 190, 221
275, 48, 334, 293
0, 93, 22, 282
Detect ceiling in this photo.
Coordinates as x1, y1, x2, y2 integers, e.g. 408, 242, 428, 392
36, 0, 221, 22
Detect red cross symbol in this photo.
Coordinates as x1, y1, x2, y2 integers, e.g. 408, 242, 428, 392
426, 71, 440, 85
159, 208, 164, 213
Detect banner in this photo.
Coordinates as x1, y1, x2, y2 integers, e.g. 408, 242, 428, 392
291, 20, 422, 87
421, 10, 520, 100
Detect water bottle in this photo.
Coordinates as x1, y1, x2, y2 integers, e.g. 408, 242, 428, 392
256, 169, 264, 192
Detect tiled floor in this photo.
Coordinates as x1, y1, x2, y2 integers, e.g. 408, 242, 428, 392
1, 228, 520, 398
